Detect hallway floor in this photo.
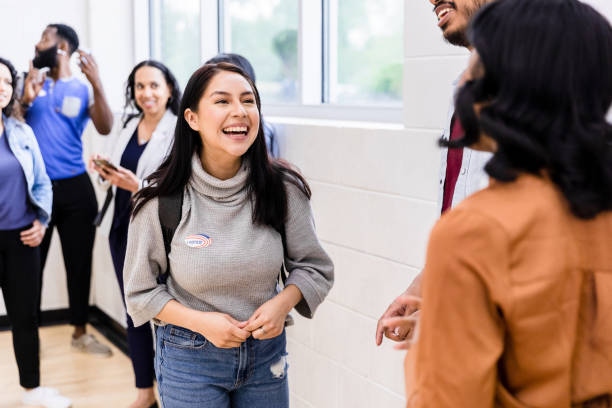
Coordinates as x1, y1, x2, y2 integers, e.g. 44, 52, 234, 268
0, 324, 147, 408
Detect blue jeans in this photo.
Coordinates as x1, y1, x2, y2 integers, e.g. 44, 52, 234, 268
156, 324, 289, 408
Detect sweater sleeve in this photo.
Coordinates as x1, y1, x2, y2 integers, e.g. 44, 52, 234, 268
123, 197, 175, 326
406, 209, 508, 408
283, 181, 334, 318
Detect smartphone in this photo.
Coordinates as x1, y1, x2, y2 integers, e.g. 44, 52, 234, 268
93, 158, 118, 171
36, 67, 49, 83
77, 48, 91, 65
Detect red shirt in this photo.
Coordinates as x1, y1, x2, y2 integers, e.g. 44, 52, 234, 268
441, 116, 464, 214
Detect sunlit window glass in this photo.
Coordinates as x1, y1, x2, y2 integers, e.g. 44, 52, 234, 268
151, 0, 201, 91
329, 0, 403, 105
224, 0, 299, 104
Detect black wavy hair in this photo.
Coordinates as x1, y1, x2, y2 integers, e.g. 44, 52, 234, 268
132, 62, 310, 233
122, 60, 182, 127
206, 53, 256, 83
0, 57, 18, 118
443, 0, 612, 219
48, 23, 79, 54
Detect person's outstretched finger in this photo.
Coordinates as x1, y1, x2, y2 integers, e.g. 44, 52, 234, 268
375, 296, 407, 345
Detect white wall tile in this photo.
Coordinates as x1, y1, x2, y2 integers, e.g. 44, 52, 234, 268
324, 243, 418, 320
369, 340, 411, 396
39, 231, 70, 310
277, 124, 441, 202
288, 339, 339, 408
290, 394, 315, 408
311, 302, 356, 372
310, 182, 438, 268
86, 0, 136, 110
310, 300, 407, 394
91, 236, 126, 326
338, 368, 406, 408
337, 368, 371, 408
286, 309, 315, 349
403, 56, 469, 129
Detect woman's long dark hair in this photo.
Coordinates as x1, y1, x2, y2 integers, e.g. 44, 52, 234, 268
132, 62, 310, 233
0, 57, 18, 118
443, 0, 612, 219
122, 60, 182, 127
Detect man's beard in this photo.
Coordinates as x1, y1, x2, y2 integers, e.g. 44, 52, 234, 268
33, 45, 58, 69
442, 0, 489, 47
444, 29, 470, 47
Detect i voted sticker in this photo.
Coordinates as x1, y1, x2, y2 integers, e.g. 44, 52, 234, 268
185, 234, 213, 248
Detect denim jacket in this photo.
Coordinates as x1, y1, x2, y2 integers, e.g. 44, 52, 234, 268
4, 115, 52, 226
437, 78, 493, 215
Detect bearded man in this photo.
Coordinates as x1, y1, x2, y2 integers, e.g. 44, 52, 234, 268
375, 0, 494, 346
21, 23, 114, 357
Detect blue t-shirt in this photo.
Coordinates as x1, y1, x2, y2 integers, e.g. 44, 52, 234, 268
0, 131, 36, 230
25, 77, 91, 180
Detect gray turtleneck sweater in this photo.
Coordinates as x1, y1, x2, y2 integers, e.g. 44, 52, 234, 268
123, 155, 334, 327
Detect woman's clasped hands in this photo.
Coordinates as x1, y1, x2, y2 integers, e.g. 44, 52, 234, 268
194, 286, 301, 348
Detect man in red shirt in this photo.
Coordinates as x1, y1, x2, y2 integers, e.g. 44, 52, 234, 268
375, 0, 494, 346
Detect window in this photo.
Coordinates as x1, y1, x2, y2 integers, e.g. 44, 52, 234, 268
149, 0, 201, 91
222, 0, 299, 104
147, 0, 405, 122
327, 0, 403, 105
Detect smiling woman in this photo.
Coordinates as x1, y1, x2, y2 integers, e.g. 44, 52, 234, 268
183, 71, 259, 174
88, 59, 182, 408
124, 62, 334, 408
404, 0, 612, 406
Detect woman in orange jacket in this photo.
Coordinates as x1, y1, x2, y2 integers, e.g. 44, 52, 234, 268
384, 0, 612, 406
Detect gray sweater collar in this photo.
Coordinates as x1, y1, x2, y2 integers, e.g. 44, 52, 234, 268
189, 153, 249, 202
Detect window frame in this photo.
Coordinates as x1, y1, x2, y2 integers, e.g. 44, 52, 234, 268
143, 0, 403, 124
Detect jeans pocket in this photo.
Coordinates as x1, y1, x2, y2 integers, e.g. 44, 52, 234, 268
163, 325, 208, 350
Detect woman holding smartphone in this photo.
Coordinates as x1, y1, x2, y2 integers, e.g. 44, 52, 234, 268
89, 60, 181, 408
123, 62, 334, 407
0, 57, 71, 407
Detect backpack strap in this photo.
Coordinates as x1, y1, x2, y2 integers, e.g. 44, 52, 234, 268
93, 189, 114, 227
158, 190, 184, 282
279, 223, 295, 326
279, 224, 288, 285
